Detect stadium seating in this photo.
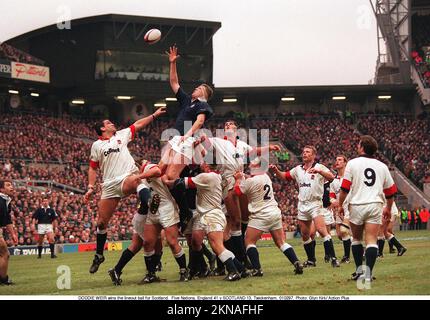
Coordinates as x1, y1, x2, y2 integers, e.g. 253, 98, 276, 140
1, 111, 427, 245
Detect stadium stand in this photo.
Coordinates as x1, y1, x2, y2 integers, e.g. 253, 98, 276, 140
1, 110, 427, 245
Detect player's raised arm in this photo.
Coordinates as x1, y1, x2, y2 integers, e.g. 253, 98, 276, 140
269, 164, 294, 181
248, 144, 281, 157
133, 106, 166, 132
166, 45, 180, 94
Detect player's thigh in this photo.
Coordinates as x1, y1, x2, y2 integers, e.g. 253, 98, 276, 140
224, 192, 241, 226
313, 215, 329, 237
122, 175, 141, 197
97, 198, 120, 223
364, 223, 380, 245
164, 224, 180, 245
47, 232, 55, 243
238, 194, 250, 222
129, 233, 144, 254
191, 230, 205, 251
0, 238, 8, 257
143, 224, 161, 251
244, 226, 263, 247
298, 220, 312, 239
270, 228, 285, 248
207, 231, 225, 256
349, 222, 364, 241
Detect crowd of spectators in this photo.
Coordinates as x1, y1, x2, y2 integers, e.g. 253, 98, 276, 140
1, 111, 428, 246
412, 14, 430, 88
358, 114, 430, 188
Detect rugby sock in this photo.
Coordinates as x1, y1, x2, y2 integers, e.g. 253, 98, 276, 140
216, 256, 224, 270
388, 235, 404, 251
224, 238, 233, 251
342, 236, 351, 258
138, 188, 151, 215
303, 238, 316, 262
233, 257, 245, 273
230, 231, 246, 264
49, 243, 55, 257
38, 245, 42, 257
202, 243, 215, 261
153, 251, 163, 271
365, 244, 378, 275
192, 248, 207, 272
352, 241, 364, 271
96, 228, 107, 256
377, 237, 385, 256
144, 250, 156, 273
114, 248, 135, 273
323, 235, 336, 259
246, 245, 261, 269
281, 243, 299, 265
218, 250, 238, 274
388, 238, 395, 252
174, 248, 187, 270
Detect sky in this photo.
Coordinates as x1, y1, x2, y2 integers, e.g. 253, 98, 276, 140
0, 0, 378, 87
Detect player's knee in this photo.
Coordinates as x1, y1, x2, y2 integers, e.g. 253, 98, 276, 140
191, 237, 202, 251
97, 222, 106, 232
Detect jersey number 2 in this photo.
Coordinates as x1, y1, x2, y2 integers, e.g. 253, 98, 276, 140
364, 168, 376, 186
263, 184, 271, 200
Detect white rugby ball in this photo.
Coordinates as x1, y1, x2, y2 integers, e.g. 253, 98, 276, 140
144, 29, 161, 44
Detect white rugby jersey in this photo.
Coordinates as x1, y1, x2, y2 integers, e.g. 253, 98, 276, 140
341, 156, 397, 205
329, 175, 350, 212
143, 163, 178, 214
185, 172, 223, 215
208, 137, 253, 178
234, 173, 280, 215
90, 126, 138, 184
285, 163, 330, 203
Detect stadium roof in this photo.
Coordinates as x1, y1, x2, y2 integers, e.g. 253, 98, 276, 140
6, 14, 221, 43
213, 83, 416, 104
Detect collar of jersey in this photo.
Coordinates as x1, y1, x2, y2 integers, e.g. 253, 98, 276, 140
98, 133, 115, 141
359, 154, 375, 159
301, 161, 317, 170
0, 193, 11, 202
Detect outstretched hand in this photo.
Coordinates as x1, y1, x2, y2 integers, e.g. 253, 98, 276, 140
166, 45, 180, 63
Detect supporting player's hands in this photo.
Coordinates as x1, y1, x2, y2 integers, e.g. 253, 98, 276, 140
382, 206, 391, 222
153, 106, 167, 118
233, 171, 244, 181
269, 144, 281, 152
166, 45, 180, 63
269, 164, 281, 176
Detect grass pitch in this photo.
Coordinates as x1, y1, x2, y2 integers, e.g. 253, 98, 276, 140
2, 230, 429, 296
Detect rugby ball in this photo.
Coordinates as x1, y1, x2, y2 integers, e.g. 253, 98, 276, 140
144, 29, 161, 44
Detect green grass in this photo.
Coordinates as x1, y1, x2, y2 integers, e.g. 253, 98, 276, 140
2, 230, 430, 295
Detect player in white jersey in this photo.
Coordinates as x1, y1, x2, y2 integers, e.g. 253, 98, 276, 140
167, 162, 247, 281
329, 155, 352, 264
233, 158, 304, 276
108, 209, 164, 286
338, 135, 397, 282
270, 145, 340, 268
83, 106, 166, 274
199, 120, 280, 268
141, 162, 189, 283
377, 200, 407, 257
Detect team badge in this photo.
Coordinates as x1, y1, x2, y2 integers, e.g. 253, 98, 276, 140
117, 140, 122, 144
311, 175, 315, 179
